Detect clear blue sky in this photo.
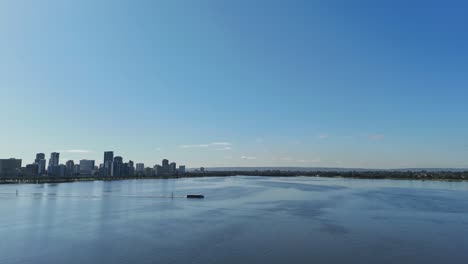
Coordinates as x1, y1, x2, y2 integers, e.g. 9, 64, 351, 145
1, 0, 467, 169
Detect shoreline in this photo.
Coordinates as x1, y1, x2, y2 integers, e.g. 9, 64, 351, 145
1, 170, 467, 185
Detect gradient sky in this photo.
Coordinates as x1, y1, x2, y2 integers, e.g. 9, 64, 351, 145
1, 0, 467, 169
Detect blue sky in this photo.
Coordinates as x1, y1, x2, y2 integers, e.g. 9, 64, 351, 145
1, 0, 467, 168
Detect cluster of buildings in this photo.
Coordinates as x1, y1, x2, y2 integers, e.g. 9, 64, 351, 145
0, 151, 186, 177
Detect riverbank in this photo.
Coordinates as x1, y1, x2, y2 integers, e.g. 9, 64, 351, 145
1, 170, 467, 184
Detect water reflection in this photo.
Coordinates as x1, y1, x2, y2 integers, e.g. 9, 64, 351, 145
0, 176, 467, 264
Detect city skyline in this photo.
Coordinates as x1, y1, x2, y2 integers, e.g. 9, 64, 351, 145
1, 1, 468, 169
0, 151, 187, 177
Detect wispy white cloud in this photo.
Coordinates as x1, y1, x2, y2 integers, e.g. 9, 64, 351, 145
58, 149, 91, 153
179, 142, 233, 149
210, 142, 232, 146
241, 156, 257, 160
296, 159, 321, 163
217, 146, 232, 151
318, 134, 329, 139
179, 144, 210, 148
369, 134, 385, 140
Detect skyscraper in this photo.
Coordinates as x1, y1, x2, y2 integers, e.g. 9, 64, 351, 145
34, 153, 46, 175
66, 160, 74, 176
48, 152, 60, 174
104, 151, 114, 176
36, 153, 45, 160
169, 162, 176, 175
111, 156, 123, 177
128, 160, 135, 176
162, 159, 169, 175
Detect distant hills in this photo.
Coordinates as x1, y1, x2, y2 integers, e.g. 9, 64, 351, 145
189, 167, 468, 172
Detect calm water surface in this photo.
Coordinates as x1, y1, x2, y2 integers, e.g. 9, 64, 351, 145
1, 176, 468, 264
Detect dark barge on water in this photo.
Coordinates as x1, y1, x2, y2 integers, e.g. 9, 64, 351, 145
186, 194, 205, 199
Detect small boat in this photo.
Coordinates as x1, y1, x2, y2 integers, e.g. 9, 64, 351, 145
186, 194, 204, 199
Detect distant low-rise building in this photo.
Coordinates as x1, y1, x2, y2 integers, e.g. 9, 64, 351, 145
136, 163, 144, 175
79, 160, 95, 175
73, 164, 80, 175
24, 163, 39, 176
178, 165, 186, 175
50, 164, 66, 177
144, 167, 154, 177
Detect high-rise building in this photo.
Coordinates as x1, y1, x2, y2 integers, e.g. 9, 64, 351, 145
48, 152, 60, 172
128, 160, 135, 176
66, 160, 74, 176
161, 159, 170, 175
111, 156, 123, 177
104, 151, 114, 176
169, 162, 176, 175
34, 153, 47, 175
79, 160, 95, 175
0, 158, 22, 176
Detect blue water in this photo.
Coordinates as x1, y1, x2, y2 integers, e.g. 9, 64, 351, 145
1, 176, 468, 263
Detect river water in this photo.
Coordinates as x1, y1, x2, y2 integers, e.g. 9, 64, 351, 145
1, 176, 467, 263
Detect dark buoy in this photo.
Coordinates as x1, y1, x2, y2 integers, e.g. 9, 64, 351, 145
186, 194, 204, 199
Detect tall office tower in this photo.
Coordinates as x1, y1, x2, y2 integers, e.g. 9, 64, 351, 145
34, 153, 47, 175
48, 152, 60, 172
103, 151, 114, 176
111, 156, 123, 177
65, 160, 74, 176
162, 159, 169, 174
178, 165, 186, 175
79, 160, 95, 175
122, 163, 129, 176
169, 162, 176, 175
128, 160, 135, 176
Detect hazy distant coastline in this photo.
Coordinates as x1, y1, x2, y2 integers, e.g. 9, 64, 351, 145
1, 168, 467, 184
